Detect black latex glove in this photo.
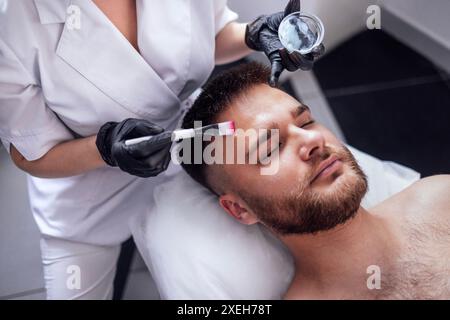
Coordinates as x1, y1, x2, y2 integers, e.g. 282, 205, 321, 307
96, 118, 172, 178
245, 0, 325, 86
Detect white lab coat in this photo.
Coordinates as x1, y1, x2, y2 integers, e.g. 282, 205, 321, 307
0, 0, 238, 245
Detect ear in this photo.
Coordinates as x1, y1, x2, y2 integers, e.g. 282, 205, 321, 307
219, 193, 259, 225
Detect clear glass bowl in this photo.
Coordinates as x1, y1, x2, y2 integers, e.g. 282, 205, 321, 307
278, 11, 325, 55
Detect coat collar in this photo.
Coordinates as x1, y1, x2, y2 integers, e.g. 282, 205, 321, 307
43, 0, 182, 122
34, 0, 71, 24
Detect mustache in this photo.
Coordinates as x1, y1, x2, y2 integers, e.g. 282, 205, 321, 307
306, 145, 350, 183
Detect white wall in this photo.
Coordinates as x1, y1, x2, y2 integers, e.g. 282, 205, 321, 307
228, 0, 372, 53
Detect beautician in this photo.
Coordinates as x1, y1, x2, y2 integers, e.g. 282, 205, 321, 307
0, 0, 320, 299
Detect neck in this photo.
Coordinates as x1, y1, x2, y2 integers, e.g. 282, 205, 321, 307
280, 207, 397, 289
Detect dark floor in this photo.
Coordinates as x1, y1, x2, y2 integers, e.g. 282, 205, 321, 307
313, 30, 450, 177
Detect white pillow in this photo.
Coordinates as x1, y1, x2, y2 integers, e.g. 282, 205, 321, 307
130, 146, 420, 299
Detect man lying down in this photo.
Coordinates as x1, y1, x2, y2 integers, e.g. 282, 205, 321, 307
178, 62, 450, 299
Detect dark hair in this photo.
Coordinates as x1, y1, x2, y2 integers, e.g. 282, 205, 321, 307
180, 62, 271, 193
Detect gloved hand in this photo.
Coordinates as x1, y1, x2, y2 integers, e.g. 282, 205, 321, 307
245, 0, 325, 87
96, 118, 172, 178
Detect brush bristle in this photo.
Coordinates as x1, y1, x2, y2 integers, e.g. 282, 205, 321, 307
218, 121, 235, 136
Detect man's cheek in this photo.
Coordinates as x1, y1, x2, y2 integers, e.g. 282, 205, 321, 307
318, 125, 341, 145
228, 166, 262, 187
262, 161, 300, 188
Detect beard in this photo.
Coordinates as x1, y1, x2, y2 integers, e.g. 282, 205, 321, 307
238, 145, 368, 236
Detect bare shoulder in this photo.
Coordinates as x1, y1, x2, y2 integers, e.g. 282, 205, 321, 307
414, 174, 450, 185
403, 175, 450, 220
408, 175, 450, 200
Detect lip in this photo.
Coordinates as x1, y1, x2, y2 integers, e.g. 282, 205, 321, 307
311, 155, 341, 184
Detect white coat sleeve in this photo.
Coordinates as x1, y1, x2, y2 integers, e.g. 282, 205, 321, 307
0, 38, 74, 161
213, 0, 239, 35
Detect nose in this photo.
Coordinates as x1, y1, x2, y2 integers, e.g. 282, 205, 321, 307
288, 125, 325, 161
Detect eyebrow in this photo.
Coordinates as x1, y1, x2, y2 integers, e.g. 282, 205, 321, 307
245, 105, 310, 158
291, 104, 310, 118
246, 122, 277, 158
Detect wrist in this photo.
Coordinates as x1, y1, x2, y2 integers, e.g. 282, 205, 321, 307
245, 15, 266, 51
90, 135, 107, 168
96, 122, 117, 167
244, 23, 254, 50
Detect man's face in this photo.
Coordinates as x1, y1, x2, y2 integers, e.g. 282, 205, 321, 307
213, 84, 367, 235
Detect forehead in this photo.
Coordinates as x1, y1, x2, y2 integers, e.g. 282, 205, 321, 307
215, 84, 300, 130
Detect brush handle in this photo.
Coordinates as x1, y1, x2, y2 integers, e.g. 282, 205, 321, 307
125, 122, 233, 146
125, 128, 193, 145
125, 133, 173, 146
125, 136, 152, 146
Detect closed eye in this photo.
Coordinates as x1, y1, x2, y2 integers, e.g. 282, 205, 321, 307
301, 120, 315, 128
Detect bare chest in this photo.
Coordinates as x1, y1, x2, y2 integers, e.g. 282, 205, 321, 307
376, 220, 450, 299
93, 0, 139, 50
